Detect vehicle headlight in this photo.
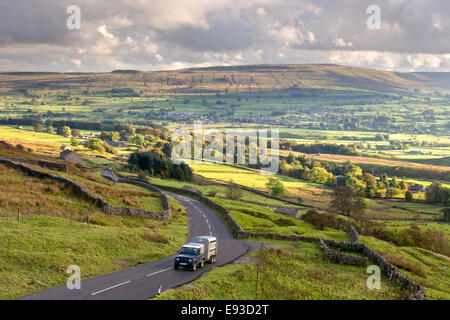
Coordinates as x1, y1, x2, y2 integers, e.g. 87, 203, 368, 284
189, 259, 192, 262
176, 258, 180, 261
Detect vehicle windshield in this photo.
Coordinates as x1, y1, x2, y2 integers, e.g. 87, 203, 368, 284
180, 247, 198, 255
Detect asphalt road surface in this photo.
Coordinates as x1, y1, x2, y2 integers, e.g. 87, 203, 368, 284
19, 192, 248, 300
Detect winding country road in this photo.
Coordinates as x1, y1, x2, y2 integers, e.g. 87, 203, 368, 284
19, 192, 248, 300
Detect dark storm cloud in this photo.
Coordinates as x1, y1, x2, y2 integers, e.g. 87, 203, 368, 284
157, 17, 254, 52
0, 0, 78, 45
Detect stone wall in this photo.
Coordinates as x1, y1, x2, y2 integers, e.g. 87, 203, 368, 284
141, 180, 428, 300
318, 239, 367, 266
2, 156, 68, 172
119, 178, 171, 218
0, 157, 171, 220
347, 224, 360, 243
345, 222, 427, 300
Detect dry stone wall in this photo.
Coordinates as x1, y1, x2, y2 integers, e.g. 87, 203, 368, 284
0, 158, 170, 220
347, 223, 426, 300
152, 182, 427, 300
2, 156, 68, 172
318, 239, 367, 266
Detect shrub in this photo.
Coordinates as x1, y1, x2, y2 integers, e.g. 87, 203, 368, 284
226, 184, 243, 200
425, 182, 449, 205
274, 218, 296, 227
405, 190, 414, 202
128, 151, 193, 181
381, 253, 426, 277
442, 208, 450, 221
207, 190, 218, 197
301, 210, 335, 230
70, 137, 80, 147
265, 178, 285, 197
138, 170, 148, 182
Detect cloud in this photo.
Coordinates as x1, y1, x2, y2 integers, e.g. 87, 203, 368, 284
0, 0, 449, 72
98, 25, 115, 39
333, 38, 353, 48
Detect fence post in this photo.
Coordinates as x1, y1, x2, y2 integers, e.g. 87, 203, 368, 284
254, 243, 263, 300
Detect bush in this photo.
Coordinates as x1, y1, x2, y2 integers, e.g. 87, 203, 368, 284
441, 208, 450, 222
128, 151, 193, 181
274, 218, 296, 227
226, 184, 243, 200
265, 178, 285, 197
405, 191, 414, 202
138, 170, 148, 182
70, 137, 80, 147
425, 182, 449, 205
207, 190, 218, 197
301, 210, 335, 230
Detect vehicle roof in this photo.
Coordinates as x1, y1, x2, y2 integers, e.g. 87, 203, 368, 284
182, 242, 204, 248
193, 235, 217, 241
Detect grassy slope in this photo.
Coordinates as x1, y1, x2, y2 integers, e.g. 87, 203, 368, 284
0, 195, 188, 299
360, 236, 450, 300
157, 242, 409, 300
0, 163, 101, 218
212, 197, 349, 242
157, 236, 450, 300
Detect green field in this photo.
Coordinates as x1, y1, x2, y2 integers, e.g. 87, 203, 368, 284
0, 64, 449, 300
157, 242, 409, 300
0, 195, 188, 299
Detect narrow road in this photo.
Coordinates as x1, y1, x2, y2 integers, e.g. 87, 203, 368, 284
19, 192, 248, 300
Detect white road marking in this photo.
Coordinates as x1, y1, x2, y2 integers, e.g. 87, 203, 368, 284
146, 267, 173, 277
91, 281, 131, 296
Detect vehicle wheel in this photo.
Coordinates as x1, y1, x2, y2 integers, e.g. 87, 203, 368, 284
192, 263, 197, 271
174, 264, 179, 270
200, 260, 205, 268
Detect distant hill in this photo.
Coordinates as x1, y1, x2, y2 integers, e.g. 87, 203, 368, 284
1, 64, 449, 96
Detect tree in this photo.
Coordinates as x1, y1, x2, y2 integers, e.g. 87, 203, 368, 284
100, 131, 110, 141
72, 129, 81, 137
426, 182, 450, 205
386, 188, 396, 198
226, 183, 243, 200
47, 125, 55, 134
266, 178, 285, 197
442, 208, 450, 222
405, 190, 414, 202
33, 123, 42, 132
70, 137, 80, 147
131, 134, 145, 147
362, 172, 377, 188
110, 131, 120, 142
399, 180, 408, 190
307, 167, 334, 185
128, 151, 192, 181
124, 124, 136, 136
86, 138, 105, 153
301, 210, 335, 230
329, 186, 366, 216
58, 126, 71, 137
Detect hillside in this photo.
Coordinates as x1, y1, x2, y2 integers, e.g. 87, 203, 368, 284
1, 64, 450, 96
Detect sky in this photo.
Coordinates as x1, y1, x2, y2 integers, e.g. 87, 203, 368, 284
0, 0, 449, 72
